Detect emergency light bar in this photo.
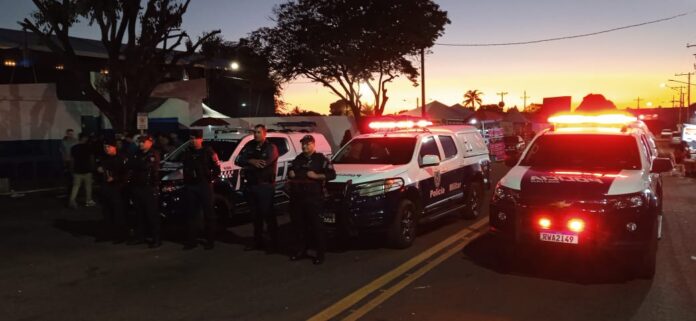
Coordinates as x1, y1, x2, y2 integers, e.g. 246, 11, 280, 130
368, 119, 433, 130
548, 113, 637, 132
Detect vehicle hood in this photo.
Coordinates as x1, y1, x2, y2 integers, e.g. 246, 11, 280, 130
500, 166, 646, 200
332, 164, 409, 184
160, 161, 183, 181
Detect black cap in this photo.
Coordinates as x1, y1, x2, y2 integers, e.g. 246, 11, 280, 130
103, 138, 118, 147
300, 135, 315, 143
137, 135, 153, 142
189, 129, 203, 139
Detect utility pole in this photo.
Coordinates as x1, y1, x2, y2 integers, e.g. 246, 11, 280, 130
675, 72, 693, 122
421, 48, 426, 118
634, 97, 642, 109
521, 90, 530, 111
496, 91, 508, 104
671, 95, 678, 108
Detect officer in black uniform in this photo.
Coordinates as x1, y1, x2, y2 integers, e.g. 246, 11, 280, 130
288, 135, 336, 265
182, 129, 220, 250
97, 138, 127, 243
126, 135, 162, 248
235, 124, 279, 252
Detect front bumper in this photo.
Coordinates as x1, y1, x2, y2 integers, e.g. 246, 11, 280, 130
489, 198, 657, 252
323, 182, 402, 232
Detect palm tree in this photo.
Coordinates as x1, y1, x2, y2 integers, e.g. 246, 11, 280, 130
463, 90, 484, 110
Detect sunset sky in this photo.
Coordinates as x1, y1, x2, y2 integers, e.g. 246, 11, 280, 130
2, 0, 696, 113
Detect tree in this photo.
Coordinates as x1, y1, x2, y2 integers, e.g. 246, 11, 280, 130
249, 0, 449, 125
576, 93, 617, 112
329, 99, 351, 116
463, 90, 483, 110
20, 0, 220, 130
287, 106, 322, 116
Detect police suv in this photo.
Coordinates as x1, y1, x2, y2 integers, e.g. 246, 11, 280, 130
490, 113, 672, 278
159, 126, 332, 221
324, 120, 491, 248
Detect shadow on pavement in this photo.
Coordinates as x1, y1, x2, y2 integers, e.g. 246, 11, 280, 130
462, 232, 656, 285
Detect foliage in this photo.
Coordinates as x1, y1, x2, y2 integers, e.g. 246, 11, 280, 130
463, 90, 483, 109
20, 0, 220, 130
249, 0, 449, 124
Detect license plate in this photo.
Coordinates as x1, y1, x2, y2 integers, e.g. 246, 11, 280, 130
539, 232, 578, 244
322, 212, 336, 224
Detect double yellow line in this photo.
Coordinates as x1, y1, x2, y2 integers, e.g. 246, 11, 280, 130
308, 217, 489, 321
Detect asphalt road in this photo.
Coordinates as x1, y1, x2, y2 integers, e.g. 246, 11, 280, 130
1, 156, 695, 321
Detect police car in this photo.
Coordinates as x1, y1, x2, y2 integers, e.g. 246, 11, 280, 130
159, 126, 332, 221
490, 113, 673, 278
325, 120, 491, 248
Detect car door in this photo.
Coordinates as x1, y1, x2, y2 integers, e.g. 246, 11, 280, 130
436, 135, 465, 206
417, 135, 447, 216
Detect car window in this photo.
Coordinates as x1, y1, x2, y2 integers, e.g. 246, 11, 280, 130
163, 141, 191, 162
438, 135, 458, 159
419, 136, 440, 164
164, 140, 239, 162
267, 137, 290, 156
520, 134, 641, 170
332, 137, 416, 165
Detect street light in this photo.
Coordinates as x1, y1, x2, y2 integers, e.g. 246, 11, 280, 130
230, 61, 240, 71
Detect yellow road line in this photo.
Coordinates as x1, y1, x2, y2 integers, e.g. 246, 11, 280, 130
342, 229, 485, 321
307, 217, 488, 321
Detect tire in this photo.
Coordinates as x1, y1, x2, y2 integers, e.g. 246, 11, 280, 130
387, 199, 417, 249
461, 180, 484, 219
634, 219, 658, 279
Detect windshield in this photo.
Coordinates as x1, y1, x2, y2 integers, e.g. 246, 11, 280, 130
332, 137, 416, 165
164, 140, 239, 162
520, 134, 641, 170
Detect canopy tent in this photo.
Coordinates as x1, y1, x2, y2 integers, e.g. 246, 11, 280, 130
399, 101, 473, 124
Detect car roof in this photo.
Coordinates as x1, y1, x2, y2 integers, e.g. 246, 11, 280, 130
355, 125, 479, 139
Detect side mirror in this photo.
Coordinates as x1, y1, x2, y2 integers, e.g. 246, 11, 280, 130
505, 153, 519, 167
651, 157, 673, 173
420, 154, 440, 167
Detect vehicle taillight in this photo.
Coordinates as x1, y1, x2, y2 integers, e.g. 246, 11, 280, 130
567, 218, 585, 233
538, 217, 552, 230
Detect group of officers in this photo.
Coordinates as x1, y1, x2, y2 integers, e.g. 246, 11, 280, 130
98, 124, 335, 265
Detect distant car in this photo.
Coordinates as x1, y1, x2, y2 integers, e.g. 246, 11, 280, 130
661, 129, 673, 138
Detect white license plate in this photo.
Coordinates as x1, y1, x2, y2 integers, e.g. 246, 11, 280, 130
539, 232, 578, 244
322, 212, 336, 224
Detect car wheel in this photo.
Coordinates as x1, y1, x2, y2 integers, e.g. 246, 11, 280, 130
461, 180, 484, 219
387, 199, 417, 249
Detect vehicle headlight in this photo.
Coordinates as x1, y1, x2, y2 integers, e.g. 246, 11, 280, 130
355, 178, 404, 197
610, 193, 646, 209
492, 184, 520, 204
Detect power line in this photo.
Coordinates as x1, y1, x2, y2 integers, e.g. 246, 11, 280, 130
435, 10, 696, 47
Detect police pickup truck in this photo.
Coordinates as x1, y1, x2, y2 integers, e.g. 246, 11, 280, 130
324, 120, 491, 248
490, 113, 672, 278
159, 126, 332, 221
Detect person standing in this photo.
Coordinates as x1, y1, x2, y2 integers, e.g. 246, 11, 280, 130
97, 138, 127, 243
59, 129, 77, 196
288, 135, 336, 265
182, 129, 220, 250
69, 133, 96, 208
126, 135, 162, 248
235, 124, 279, 252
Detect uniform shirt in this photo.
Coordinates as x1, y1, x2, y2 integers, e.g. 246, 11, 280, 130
126, 149, 160, 186
235, 140, 279, 185
71, 143, 95, 174
289, 152, 336, 190
100, 154, 127, 186
182, 146, 220, 184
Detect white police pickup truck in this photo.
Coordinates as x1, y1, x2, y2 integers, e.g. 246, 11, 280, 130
324, 121, 491, 248
490, 113, 672, 278
159, 126, 332, 221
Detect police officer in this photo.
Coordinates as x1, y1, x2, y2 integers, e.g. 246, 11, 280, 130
288, 135, 336, 265
182, 129, 220, 250
235, 124, 279, 252
97, 138, 127, 243
126, 135, 162, 248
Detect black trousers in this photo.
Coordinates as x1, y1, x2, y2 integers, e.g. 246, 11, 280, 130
246, 184, 278, 247
131, 185, 160, 242
101, 184, 126, 240
290, 190, 327, 258
184, 182, 216, 244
